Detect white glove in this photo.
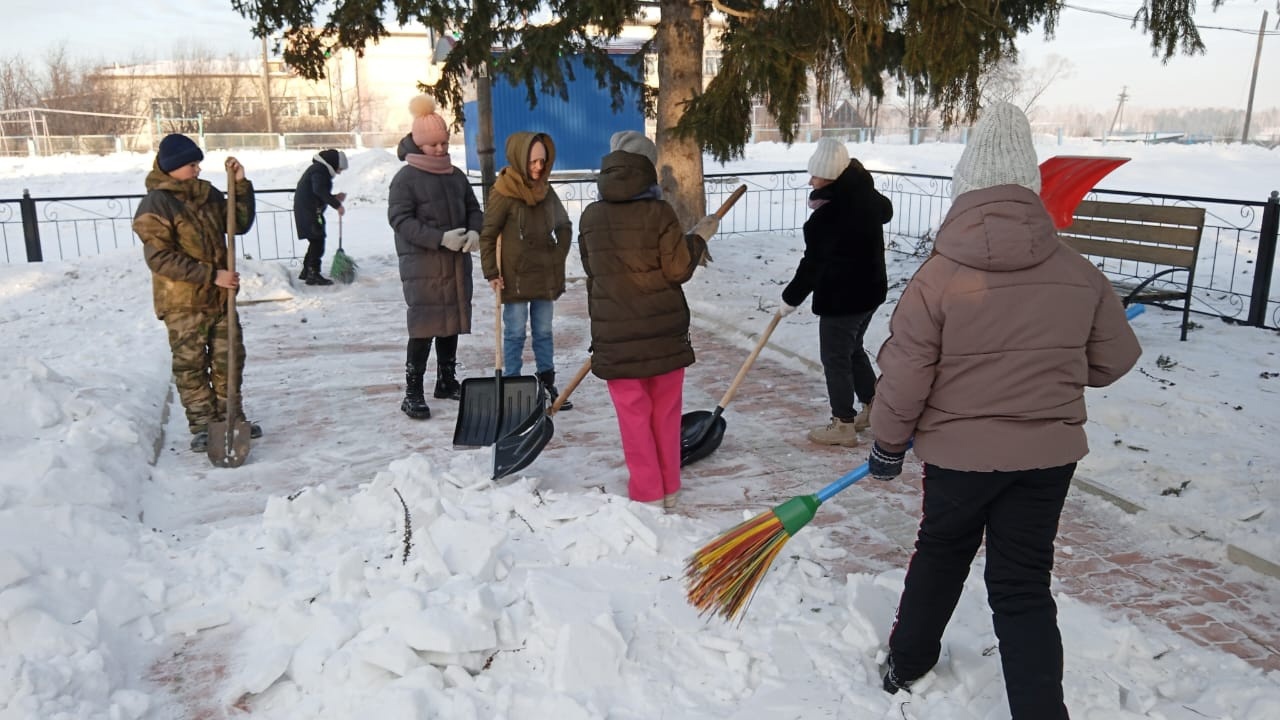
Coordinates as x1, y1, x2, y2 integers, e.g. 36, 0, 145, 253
463, 230, 481, 253
441, 227, 467, 252
779, 303, 798, 317
691, 214, 719, 241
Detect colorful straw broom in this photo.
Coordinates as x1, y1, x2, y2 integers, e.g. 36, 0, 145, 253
685, 305, 1148, 623
685, 463, 872, 622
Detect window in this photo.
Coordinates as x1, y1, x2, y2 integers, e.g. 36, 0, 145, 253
189, 97, 222, 118
150, 97, 181, 118
271, 97, 299, 117
703, 51, 722, 77
643, 54, 658, 81
226, 97, 260, 117
306, 97, 330, 117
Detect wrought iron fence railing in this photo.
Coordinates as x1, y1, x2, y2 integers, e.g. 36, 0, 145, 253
3, 171, 1277, 330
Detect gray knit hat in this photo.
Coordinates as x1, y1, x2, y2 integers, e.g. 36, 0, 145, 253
609, 130, 657, 165
951, 101, 1041, 200
807, 137, 849, 181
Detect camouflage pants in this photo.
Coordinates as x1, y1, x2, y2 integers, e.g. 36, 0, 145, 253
163, 309, 247, 433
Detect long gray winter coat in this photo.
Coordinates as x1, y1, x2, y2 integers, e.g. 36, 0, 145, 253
387, 139, 483, 338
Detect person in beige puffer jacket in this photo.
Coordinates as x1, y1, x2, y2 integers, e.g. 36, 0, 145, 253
870, 103, 1141, 719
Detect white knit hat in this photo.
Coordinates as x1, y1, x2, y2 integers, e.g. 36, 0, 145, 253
951, 101, 1041, 200
609, 130, 657, 165
807, 137, 849, 180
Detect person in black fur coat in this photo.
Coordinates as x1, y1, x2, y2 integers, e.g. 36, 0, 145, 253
781, 138, 894, 447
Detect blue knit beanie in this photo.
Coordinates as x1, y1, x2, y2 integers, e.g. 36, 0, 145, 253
157, 134, 204, 173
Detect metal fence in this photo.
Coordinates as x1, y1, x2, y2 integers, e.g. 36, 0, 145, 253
3, 170, 1278, 330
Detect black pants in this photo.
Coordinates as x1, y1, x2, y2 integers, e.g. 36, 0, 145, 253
818, 311, 877, 419
889, 463, 1075, 720
302, 235, 326, 272
406, 335, 458, 368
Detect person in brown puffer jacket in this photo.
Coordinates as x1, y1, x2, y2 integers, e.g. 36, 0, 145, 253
133, 133, 260, 452
478, 132, 575, 408
577, 130, 720, 512
870, 102, 1141, 719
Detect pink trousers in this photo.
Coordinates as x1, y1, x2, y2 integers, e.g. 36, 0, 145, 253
606, 368, 685, 503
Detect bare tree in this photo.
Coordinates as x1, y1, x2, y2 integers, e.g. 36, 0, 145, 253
0, 55, 40, 110
979, 54, 1072, 119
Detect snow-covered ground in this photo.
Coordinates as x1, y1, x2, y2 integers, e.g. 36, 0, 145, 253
2, 138, 1279, 719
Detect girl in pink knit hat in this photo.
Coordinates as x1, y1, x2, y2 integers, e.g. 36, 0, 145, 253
387, 95, 483, 420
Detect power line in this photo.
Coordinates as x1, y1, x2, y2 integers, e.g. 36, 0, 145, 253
1062, 3, 1280, 35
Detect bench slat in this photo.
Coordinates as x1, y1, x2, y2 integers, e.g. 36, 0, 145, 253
1062, 218, 1202, 248
1074, 200, 1206, 227
1062, 236, 1197, 267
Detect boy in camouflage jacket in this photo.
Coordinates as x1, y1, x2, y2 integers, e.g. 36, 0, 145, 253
132, 133, 261, 452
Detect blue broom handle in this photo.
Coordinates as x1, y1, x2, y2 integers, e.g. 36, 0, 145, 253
1125, 303, 1145, 320
815, 463, 870, 503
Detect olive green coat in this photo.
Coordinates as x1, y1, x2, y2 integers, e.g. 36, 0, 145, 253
479, 132, 572, 303
133, 162, 256, 320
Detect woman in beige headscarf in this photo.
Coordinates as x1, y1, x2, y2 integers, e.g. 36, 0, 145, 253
478, 131, 575, 408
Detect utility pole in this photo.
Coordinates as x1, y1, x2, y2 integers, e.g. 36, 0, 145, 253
260, 35, 274, 135
1241, 10, 1268, 145
1106, 86, 1128, 139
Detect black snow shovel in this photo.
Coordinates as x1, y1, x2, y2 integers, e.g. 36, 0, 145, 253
453, 234, 546, 448
491, 355, 593, 480
208, 163, 253, 467
680, 309, 784, 467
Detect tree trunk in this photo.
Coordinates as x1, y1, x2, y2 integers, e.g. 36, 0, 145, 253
656, 0, 706, 228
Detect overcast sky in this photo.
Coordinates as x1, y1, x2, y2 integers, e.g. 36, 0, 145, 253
9, 0, 1279, 112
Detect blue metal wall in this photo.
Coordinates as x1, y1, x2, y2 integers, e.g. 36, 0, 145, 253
463, 53, 645, 172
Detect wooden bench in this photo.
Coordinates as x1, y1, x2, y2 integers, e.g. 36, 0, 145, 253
1060, 200, 1206, 341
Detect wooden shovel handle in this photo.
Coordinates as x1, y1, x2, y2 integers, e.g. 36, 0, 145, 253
494, 233, 503, 372
549, 356, 593, 416
224, 167, 240, 421
714, 184, 747, 219
716, 310, 783, 409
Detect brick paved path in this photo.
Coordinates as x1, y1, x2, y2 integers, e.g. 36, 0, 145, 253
150, 264, 1280, 720
668, 298, 1280, 674
463, 287, 1280, 673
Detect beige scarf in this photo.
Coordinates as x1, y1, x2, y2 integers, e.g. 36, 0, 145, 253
492, 166, 548, 206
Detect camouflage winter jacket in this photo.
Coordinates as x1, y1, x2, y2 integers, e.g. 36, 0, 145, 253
133, 162, 255, 319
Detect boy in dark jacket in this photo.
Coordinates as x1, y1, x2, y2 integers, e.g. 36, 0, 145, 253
782, 137, 894, 447
293, 148, 347, 286
133, 133, 262, 452
578, 130, 720, 511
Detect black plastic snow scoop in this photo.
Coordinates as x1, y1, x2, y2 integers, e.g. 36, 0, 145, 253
453, 234, 546, 448
680, 310, 783, 467
491, 355, 592, 480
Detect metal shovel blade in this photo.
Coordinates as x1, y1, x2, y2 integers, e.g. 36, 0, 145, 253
453, 375, 545, 447
680, 409, 727, 467
492, 413, 555, 480
207, 418, 252, 467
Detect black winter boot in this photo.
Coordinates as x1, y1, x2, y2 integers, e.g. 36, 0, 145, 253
434, 361, 462, 400
537, 370, 572, 411
304, 261, 333, 286
400, 362, 431, 419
